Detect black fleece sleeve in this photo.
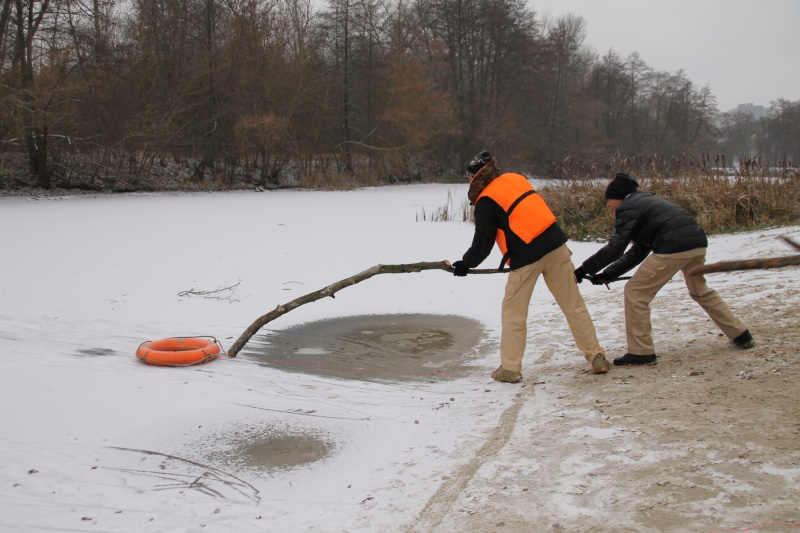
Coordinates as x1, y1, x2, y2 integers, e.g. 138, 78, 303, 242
461, 198, 498, 268
602, 242, 651, 278
581, 233, 627, 275
580, 201, 639, 274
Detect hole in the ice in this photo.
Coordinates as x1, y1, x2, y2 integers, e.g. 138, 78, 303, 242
243, 313, 494, 382
190, 425, 337, 473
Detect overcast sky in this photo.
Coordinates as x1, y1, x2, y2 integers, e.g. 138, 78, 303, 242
531, 0, 800, 112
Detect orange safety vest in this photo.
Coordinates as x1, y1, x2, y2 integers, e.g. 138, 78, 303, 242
477, 173, 556, 266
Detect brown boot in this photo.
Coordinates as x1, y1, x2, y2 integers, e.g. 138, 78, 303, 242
591, 355, 610, 374
491, 366, 522, 383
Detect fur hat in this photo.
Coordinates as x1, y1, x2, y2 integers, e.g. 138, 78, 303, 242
467, 150, 493, 178
605, 173, 639, 200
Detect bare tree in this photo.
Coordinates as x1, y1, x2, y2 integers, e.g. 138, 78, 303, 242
719, 110, 759, 160
762, 99, 800, 162
6, 0, 55, 186
621, 51, 650, 154
418, 0, 540, 161
543, 14, 586, 148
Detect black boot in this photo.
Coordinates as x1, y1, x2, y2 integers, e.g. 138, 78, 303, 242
732, 329, 754, 349
612, 353, 657, 366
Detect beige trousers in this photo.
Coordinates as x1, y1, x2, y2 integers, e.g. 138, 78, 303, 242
624, 249, 748, 355
500, 244, 605, 372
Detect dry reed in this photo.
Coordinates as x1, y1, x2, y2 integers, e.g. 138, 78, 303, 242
425, 155, 799, 241
543, 158, 799, 241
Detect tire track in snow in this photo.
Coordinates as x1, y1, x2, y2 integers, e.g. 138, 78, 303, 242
410, 388, 528, 532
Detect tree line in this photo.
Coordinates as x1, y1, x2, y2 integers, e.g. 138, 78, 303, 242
1, 0, 797, 191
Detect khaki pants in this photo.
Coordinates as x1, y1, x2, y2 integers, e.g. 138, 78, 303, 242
624, 249, 747, 355
500, 244, 605, 372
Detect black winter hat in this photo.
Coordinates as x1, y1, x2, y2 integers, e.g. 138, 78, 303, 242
467, 150, 492, 177
605, 173, 639, 200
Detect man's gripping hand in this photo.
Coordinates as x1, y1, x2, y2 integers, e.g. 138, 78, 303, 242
590, 272, 613, 285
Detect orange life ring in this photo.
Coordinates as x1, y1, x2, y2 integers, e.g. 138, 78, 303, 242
136, 337, 222, 367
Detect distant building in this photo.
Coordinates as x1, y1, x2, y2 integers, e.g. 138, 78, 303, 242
736, 103, 765, 119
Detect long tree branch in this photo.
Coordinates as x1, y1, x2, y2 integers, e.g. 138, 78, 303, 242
688, 254, 800, 277
689, 235, 800, 276
227, 260, 504, 356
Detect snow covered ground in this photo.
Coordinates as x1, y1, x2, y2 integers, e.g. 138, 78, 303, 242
1, 184, 798, 532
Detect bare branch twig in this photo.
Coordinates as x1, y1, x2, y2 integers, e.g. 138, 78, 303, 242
178, 281, 244, 302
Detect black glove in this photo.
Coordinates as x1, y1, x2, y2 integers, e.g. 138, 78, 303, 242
590, 272, 613, 285
452, 261, 469, 277
574, 266, 588, 283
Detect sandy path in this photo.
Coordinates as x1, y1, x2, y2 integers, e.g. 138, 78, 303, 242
412, 264, 800, 533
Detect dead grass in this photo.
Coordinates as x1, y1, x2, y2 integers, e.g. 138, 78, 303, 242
424, 156, 800, 241
417, 189, 472, 222
545, 170, 800, 241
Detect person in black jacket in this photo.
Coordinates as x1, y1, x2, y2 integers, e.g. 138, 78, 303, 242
574, 173, 753, 366
452, 151, 609, 382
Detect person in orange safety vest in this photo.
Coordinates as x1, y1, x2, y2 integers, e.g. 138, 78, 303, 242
452, 150, 609, 382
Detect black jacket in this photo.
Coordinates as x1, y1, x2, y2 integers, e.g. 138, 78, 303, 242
462, 195, 568, 271
581, 191, 708, 278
